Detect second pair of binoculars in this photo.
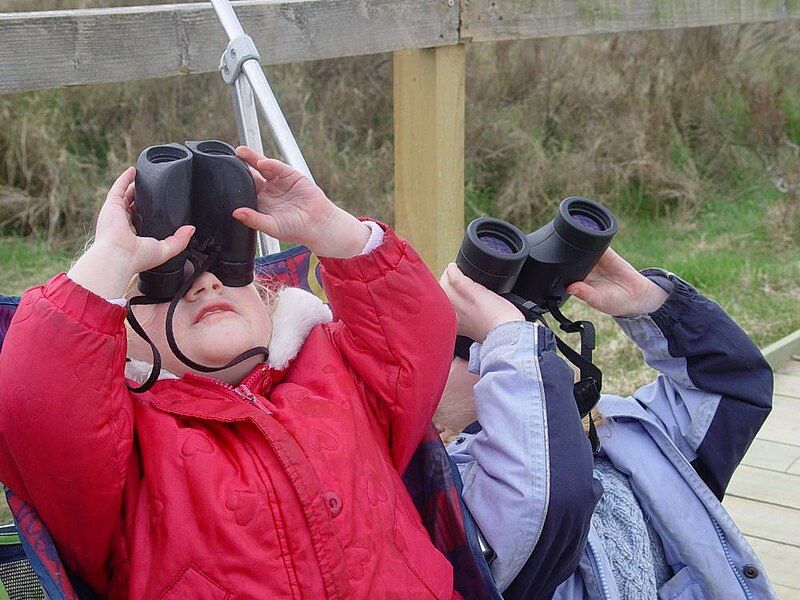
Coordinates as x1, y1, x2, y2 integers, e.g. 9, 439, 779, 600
133, 140, 257, 301
456, 196, 619, 310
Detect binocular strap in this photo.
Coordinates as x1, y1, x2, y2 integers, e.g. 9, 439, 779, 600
126, 295, 166, 393
125, 258, 269, 394
542, 303, 602, 452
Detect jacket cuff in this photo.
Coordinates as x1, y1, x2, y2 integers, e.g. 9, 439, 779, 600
360, 220, 385, 254
473, 321, 548, 374
43, 273, 127, 335
319, 221, 406, 283
614, 270, 699, 343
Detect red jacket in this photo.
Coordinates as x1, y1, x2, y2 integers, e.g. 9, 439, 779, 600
0, 228, 458, 599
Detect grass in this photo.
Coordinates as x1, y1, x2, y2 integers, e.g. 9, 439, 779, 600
558, 181, 800, 393
0, 237, 73, 295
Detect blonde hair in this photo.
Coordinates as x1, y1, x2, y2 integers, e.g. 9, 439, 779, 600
582, 408, 605, 435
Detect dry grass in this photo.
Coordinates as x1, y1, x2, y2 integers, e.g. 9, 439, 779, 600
1, 22, 798, 244
0, 12, 798, 389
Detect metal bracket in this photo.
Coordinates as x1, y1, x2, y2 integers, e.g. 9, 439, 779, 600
219, 35, 260, 85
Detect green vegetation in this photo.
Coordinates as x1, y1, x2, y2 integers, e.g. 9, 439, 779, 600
0, 237, 73, 295
561, 181, 800, 392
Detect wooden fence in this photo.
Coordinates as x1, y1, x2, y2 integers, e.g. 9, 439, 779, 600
1, 0, 799, 272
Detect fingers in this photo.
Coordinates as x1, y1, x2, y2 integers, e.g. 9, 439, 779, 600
442, 263, 487, 299
124, 182, 136, 210
232, 207, 280, 238
246, 164, 267, 189
236, 148, 298, 182
235, 146, 303, 193
235, 146, 266, 167
254, 157, 298, 181
106, 167, 136, 208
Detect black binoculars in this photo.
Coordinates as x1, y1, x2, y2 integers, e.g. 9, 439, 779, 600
133, 140, 257, 301
456, 197, 618, 310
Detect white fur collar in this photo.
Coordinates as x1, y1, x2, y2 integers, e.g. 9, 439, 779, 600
124, 286, 332, 381
267, 286, 332, 370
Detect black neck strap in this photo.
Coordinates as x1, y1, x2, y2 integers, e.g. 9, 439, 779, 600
504, 294, 602, 451
126, 255, 269, 393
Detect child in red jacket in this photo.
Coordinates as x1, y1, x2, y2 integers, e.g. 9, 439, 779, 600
0, 147, 458, 599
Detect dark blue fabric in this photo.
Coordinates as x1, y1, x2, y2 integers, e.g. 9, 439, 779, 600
446, 453, 503, 600
503, 327, 599, 600
645, 271, 773, 500
0, 296, 20, 354
402, 431, 500, 600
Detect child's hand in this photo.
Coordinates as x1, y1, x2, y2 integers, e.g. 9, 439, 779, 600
233, 147, 370, 258
566, 248, 668, 317
440, 263, 524, 342
93, 167, 195, 274
68, 167, 195, 299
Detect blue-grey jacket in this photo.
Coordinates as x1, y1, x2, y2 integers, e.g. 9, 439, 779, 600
447, 270, 775, 599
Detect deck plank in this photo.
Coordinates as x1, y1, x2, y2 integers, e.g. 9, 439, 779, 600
723, 496, 800, 547
773, 583, 800, 600
774, 374, 800, 398
758, 395, 800, 446
741, 438, 800, 472
777, 358, 800, 377
746, 536, 800, 591
728, 465, 800, 509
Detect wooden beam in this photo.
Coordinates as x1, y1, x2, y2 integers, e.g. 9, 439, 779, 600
0, 0, 459, 95
393, 45, 466, 277
462, 0, 800, 43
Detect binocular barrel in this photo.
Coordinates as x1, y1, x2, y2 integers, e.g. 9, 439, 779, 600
184, 141, 257, 288
134, 144, 193, 299
134, 140, 258, 300
456, 197, 618, 308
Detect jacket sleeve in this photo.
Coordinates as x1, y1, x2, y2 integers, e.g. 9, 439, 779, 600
0, 273, 132, 596
611, 269, 773, 500
447, 321, 598, 597
319, 224, 457, 473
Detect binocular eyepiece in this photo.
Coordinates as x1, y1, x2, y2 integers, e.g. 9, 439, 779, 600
133, 140, 257, 300
457, 197, 618, 308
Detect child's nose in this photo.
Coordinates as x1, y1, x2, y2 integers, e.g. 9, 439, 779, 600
185, 271, 223, 301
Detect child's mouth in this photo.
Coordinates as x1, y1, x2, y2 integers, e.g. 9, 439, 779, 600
194, 302, 236, 324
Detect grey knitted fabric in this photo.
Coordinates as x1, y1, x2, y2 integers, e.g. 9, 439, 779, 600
592, 456, 673, 599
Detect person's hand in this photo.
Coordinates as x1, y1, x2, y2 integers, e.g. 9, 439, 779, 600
566, 248, 668, 317
68, 167, 195, 299
233, 147, 370, 258
439, 263, 524, 343
92, 167, 195, 274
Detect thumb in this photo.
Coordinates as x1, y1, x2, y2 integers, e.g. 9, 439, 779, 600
566, 281, 600, 308
156, 225, 195, 265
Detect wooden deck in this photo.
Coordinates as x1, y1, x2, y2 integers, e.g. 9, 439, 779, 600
724, 356, 800, 599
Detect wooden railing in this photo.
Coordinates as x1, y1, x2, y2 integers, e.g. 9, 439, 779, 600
2, 0, 798, 272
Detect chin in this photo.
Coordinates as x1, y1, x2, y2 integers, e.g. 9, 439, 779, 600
189, 322, 265, 364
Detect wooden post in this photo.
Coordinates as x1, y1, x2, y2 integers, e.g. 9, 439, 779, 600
393, 45, 465, 277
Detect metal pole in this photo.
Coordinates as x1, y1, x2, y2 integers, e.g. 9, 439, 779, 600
231, 77, 281, 255
210, 0, 314, 183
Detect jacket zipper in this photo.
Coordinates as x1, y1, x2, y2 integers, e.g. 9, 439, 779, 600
587, 537, 612, 600
711, 516, 754, 600
190, 366, 272, 415
234, 384, 272, 415
624, 413, 758, 600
